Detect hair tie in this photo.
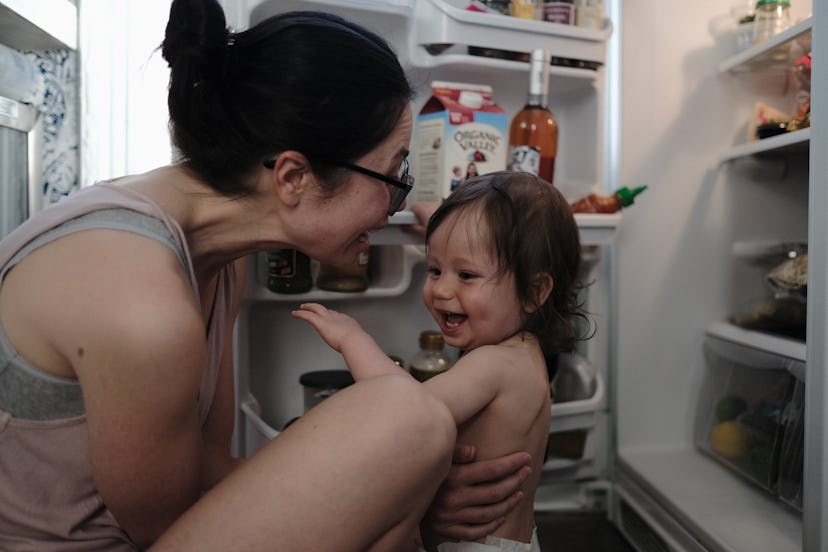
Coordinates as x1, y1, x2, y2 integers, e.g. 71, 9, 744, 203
223, 29, 237, 78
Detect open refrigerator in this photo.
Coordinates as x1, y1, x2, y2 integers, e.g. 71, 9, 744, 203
220, 1, 827, 550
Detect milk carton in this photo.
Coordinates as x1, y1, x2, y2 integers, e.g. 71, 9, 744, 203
413, 82, 508, 201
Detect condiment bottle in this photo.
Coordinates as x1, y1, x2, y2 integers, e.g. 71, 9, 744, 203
408, 331, 453, 382
316, 250, 370, 292
265, 249, 313, 294
508, 49, 558, 185
752, 0, 791, 46
570, 185, 647, 214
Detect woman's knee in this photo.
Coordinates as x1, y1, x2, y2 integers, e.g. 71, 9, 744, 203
367, 375, 456, 466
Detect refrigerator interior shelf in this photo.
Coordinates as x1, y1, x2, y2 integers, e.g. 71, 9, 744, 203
718, 16, 812, 75
245, 243, 426, 303
411, 0, 612, 68
0, 0, 77, 50
618, 447, 801, 552
718, 127, 811, 163
706, 321, 806, 363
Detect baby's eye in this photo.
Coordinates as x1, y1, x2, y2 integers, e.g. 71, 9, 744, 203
458, 271, 477, 280
426, 266, 441, 277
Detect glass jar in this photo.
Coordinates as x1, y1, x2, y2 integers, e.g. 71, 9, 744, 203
316, 250, 370, 292
752, 0, 791, 46
265, 249, 313, 294
408, 330, 453, 382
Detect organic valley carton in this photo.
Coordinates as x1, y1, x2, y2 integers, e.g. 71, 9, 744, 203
414, 82, 508, 201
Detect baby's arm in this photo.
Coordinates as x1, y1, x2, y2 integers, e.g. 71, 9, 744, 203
292, 303, 401, 381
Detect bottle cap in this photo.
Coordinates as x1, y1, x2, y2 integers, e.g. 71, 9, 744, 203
615, 185, 647, 207
419, 330, 444, 350
756, 0, 790, 7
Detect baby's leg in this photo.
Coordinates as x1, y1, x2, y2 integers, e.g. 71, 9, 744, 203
150, 374, 455, 552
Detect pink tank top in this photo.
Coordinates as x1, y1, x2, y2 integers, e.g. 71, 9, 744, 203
0, 182, 236, 550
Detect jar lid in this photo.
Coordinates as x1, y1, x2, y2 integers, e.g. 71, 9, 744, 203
756, 0, 790, 7
419, 330, 445, 350
299, 370, 355, 389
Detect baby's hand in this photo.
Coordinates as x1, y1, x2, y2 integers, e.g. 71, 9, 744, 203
291, 303, 365, 353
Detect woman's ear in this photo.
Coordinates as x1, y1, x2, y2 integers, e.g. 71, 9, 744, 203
525, 272, 554, 313
267, 151, 312, 207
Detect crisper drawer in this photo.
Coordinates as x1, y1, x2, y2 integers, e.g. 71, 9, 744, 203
694, 334, 804, 511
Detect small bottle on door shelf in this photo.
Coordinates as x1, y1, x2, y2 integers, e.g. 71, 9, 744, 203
316, 250, 371, 292
570, 185, 648, 214
265, 249, 313, 294
408, 331, 453, 382
508, 48, 559, 185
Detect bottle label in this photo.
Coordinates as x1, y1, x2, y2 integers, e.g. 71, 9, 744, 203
508, 145, 541, 175
268, 249, 298, 278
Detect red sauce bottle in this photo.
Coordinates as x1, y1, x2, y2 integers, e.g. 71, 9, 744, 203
570, 185, 647, 214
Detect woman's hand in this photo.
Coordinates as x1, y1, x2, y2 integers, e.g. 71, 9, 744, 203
421, 445, 532, 543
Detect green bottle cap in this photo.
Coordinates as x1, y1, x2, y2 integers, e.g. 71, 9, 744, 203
756, 0, 790, 7
615, 185, 647, 207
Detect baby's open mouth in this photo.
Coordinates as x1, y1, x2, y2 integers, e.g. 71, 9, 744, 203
441, 311, 467, 329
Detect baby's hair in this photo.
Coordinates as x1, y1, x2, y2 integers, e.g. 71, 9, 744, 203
426, 171, 591, 355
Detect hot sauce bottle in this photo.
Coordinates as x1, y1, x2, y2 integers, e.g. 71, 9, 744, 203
570, 185, 647, 214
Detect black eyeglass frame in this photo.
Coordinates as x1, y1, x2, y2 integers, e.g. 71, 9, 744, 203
262, 158, 414, 217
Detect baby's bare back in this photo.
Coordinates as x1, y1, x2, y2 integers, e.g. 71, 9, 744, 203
455, 338, 551, 544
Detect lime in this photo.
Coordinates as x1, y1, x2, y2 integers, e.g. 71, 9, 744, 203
715, 395, 748, 422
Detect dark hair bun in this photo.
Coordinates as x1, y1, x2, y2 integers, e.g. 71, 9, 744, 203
162, 0, 227, 80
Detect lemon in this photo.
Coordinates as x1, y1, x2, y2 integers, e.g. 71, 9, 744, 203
710, 421, 751, 460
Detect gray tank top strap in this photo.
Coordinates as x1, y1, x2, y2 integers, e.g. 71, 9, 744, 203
0, 208, 191, 420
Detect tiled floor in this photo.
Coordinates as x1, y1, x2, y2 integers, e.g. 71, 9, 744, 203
535, 511, 636, 552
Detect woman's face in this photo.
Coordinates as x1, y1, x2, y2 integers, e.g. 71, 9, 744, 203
297, 107, 413, 266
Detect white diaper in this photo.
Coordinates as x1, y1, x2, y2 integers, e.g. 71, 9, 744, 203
421, 527, 541, 552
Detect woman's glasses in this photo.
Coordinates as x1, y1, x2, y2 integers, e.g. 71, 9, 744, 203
263, 158, 414, 217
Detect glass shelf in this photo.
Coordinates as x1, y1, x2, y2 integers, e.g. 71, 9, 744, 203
718, 17, 812, 75
719, 127, 811, 162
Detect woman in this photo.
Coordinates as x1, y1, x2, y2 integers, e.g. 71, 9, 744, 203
0, 2, 530, 551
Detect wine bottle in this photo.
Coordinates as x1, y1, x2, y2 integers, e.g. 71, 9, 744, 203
508, 48, 559, 184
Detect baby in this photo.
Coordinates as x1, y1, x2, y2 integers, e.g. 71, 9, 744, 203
294, 171, 589, 551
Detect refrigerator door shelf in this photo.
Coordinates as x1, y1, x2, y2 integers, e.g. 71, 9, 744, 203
246, 244, 426, 303
411, 0, 612, 69
237, 374, 606, 460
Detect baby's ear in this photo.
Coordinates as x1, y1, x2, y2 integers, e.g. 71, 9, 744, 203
525, 273, 554, 313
